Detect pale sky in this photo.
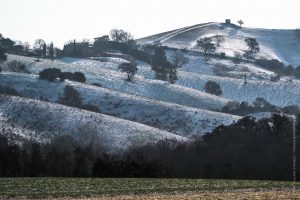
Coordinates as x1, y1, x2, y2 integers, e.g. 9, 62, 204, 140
1, 0, 299, 48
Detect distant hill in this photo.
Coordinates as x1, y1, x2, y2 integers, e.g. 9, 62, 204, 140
138, 22, 300, 66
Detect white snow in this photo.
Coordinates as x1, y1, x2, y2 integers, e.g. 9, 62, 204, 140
0, 94, 187, 152
0, 72, 240, 137
138, 23, 300, 66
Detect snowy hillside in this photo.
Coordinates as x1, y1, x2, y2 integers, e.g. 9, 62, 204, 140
1, 22, 299, 150
138, 22, 300, 66
0, 94, 187, 152
0, 72, 240, 137
5, 54, 231, 111
5, 54, 300, 108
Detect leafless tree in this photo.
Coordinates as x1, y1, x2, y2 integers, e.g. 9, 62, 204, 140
33, 39, 45, 60
110, 29, 134, 43
23, 42, 30, 51
214, 35, 225, 47
233, 52, 242, 66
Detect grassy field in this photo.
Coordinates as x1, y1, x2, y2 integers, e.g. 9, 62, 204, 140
0, 178, 299, 199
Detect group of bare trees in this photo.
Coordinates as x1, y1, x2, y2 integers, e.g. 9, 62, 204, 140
33, 39, 55, 60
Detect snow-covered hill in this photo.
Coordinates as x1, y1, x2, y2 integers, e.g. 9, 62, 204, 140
1, 22, 299, 149
0, 72, 240, 137
0, 94, 187, 152
6, 54, 299, 108
5, 54, 230, 111
138, 22, 300, 66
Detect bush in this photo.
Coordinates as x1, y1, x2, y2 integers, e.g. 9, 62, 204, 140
204, 81, 222, 96
60, 72, 74, 81
0, 86, 19, 96
0, 48, 7, 63
222, 97, 279, 115
219, 52, 226, 58
6, 60, 29, 73
40, 69, 86, 83
92, 83, 102, 87
73, 72, 86, 83
255, 59, 285, 74
281, 105, 300, 115
81, 104, 100, 113
39, 68, 62, 81
59, 85, 82, 107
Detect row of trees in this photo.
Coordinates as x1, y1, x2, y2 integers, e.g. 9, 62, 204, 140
33, 40, 62, 60
1, 114, 299, 180
196, 35, 259, 57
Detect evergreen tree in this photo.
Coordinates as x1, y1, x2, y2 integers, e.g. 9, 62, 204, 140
42, 43, 47, 58
49, 42, 54, 60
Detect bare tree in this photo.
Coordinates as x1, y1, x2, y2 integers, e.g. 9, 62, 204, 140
238, 20, 244, 28
110, 29, 134, 43
23, 42, 30, 51
214, 35, 225, 47
233, 52, 242, 66
33, 39, 45, 61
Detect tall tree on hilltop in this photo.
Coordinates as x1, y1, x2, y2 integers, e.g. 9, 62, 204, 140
238, 20, 244, 28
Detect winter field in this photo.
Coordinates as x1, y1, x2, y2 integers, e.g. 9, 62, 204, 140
0, 178, 299, 199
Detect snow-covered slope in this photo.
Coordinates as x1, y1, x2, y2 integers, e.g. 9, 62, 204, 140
5, 53, 300, 108
0, 72, 240, 137
0, 94, 187, 152
5, 54, 231, 111
138, 22, 300, 66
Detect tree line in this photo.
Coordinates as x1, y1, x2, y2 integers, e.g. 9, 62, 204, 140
1, 114, 299, 180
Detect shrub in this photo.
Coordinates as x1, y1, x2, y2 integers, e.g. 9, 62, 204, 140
73, 72, 86, 83
81, 104, 100, 113
60, 72, 74, 81
0, 48, 7, 63
222, 97, 279, 115
0, 86, 19, 96
255, 59, 285, 74
92, 83, 102, 87
6, 60, 29, 73
59, 85, 82, 107
282, 105, 300, 115
219, 52, 226, 58
204, 81, 222, 96
39, 68, 62, 81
